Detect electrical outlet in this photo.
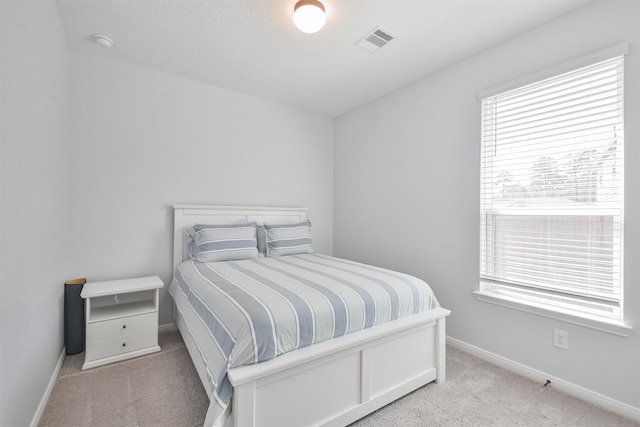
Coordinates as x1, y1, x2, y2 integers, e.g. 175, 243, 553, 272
553, 329, 569, 350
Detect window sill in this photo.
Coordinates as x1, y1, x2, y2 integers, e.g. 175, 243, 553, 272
473, 290, 632, 337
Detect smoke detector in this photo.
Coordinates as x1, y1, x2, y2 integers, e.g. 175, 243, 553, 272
355, 27, 395, 53
92, 34, 113, 48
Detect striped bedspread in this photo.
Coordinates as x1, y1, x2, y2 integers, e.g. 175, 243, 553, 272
168, 253, 440, 426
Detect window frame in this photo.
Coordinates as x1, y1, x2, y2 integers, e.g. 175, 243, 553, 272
474, 43, 631, 336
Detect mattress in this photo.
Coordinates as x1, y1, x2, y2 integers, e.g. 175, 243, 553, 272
168, 253, 440, 425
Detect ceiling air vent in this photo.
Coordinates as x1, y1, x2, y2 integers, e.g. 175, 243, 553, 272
355, 27, 395, 53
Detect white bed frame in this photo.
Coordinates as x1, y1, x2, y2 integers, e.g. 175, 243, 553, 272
172, 205, 450, 427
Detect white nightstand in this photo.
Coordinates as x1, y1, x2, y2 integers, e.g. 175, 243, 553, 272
81, 276, 164, 370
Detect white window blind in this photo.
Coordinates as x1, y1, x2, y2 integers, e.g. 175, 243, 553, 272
479, 55, 624, 322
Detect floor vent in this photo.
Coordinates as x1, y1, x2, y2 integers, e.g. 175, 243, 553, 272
355, 27, 395, 53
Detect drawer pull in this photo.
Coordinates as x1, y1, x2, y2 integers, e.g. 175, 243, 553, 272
122, 343, 126, 347
122, 324, 127, 329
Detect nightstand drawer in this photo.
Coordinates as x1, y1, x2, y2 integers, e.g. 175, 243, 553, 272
87, 312, 157, 342
85, 330, 158, 362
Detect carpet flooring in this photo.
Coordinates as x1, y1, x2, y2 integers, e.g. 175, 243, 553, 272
39, 331, 208, 427
39, 330, 638, 427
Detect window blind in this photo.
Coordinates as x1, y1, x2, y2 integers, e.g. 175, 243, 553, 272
479, 55, 624, 321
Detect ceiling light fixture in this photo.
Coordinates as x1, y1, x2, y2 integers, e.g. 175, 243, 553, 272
293, 0, 326, 34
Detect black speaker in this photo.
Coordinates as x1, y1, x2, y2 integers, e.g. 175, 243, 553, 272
64, 278, 86, 355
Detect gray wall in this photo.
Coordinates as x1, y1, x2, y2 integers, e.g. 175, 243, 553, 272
334, 0, 639, 411
0, 2, 70, 425
68, 53, 334, 327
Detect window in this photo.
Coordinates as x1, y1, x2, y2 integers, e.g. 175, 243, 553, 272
477, 48, 627, 330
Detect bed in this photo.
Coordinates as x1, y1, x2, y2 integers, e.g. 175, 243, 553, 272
169, 205, 450, 427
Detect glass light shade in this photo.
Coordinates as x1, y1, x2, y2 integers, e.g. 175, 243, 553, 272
293, 0, 326, 34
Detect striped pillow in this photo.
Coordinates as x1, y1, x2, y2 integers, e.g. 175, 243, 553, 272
265, 220, 314, 257
188, 222, 258, 262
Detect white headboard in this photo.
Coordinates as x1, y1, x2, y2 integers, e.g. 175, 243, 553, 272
172, 205, 308, 272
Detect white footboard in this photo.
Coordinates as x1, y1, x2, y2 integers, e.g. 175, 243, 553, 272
228, 307, 450, 427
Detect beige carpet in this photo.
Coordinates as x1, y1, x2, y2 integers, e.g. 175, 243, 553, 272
40, 330, 638, 427
39, 331, 208, 427
351, 348, 638, 427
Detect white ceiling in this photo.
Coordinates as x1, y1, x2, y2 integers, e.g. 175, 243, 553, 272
56, 0, 590, 117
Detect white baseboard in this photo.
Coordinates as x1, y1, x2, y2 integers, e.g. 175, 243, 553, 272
446, 336, 640, 423
159, 322, 177, 334
30, 346, 66, 427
